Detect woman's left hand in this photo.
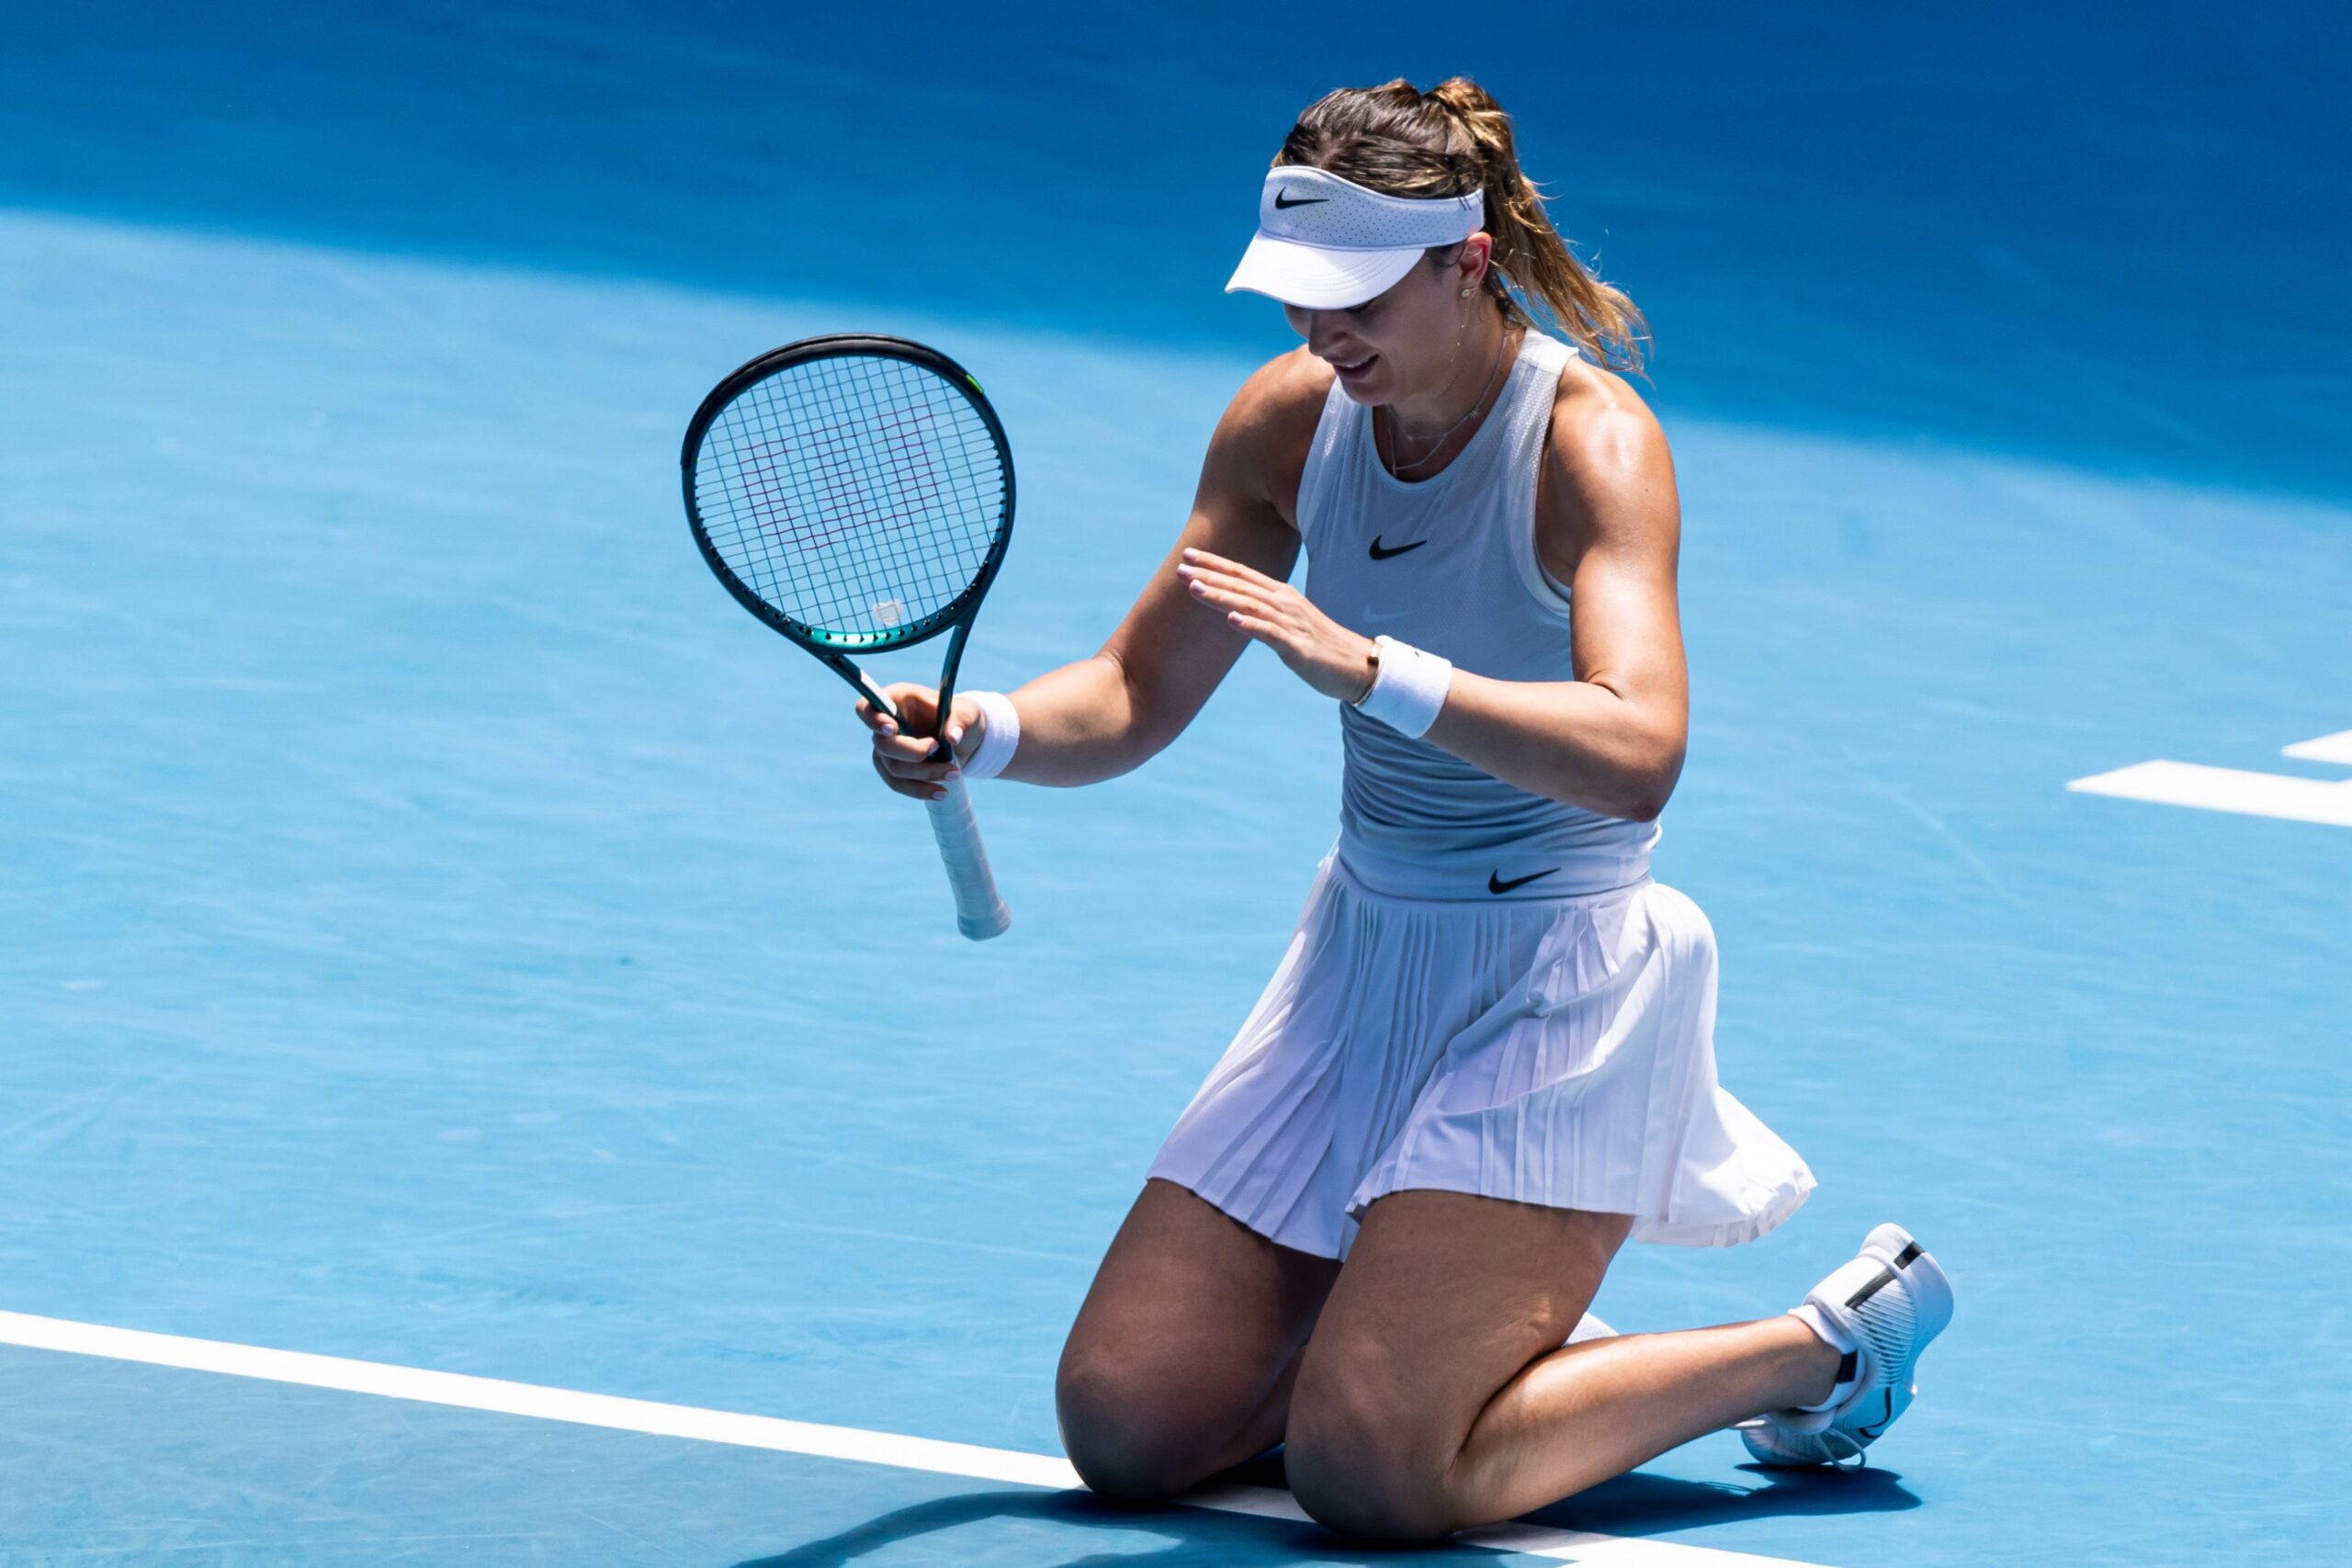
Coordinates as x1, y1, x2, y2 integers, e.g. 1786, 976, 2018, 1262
1178, 547, 1375, 704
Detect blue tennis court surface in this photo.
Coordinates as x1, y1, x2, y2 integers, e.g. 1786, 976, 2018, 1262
3, 6, 2346, 1564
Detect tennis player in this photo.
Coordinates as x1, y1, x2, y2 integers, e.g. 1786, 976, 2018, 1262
861, 77, 1952, 1540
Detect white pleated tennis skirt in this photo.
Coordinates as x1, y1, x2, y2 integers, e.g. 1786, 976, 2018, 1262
1147, 849, 1815, 1258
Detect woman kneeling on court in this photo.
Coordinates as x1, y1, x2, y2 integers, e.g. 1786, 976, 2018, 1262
863, 77, 1952, 1542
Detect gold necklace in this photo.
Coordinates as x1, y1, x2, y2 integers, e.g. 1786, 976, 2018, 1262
1385, 322, 1514, 474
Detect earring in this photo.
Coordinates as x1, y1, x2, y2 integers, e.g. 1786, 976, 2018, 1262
1460, 287, 1475, 298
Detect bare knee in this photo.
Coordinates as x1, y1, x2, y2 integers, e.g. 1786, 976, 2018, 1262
1283, 1366, 1460, 1542
1055, 1353, 1223, 1504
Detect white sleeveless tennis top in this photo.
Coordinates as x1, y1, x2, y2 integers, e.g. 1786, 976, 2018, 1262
1297, 329, 1663, 899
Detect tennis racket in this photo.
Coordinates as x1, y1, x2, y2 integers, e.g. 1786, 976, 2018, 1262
682, 333, 1014, 941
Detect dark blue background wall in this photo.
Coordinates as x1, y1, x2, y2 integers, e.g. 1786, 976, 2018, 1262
4, 1, 2343, 498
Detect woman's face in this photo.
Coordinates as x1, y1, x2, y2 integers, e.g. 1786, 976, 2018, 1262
1283, 235, 1492, 406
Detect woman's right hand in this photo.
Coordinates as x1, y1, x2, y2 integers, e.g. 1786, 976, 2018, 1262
856, 682, 985, 803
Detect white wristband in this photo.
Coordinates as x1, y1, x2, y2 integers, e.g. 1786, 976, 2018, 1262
1351, 636, 1453, 739
956, 689, 1021, 781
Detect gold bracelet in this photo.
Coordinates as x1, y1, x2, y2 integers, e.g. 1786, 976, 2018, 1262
1349, 641, 1381, 706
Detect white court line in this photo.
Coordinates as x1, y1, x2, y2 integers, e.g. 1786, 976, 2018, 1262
2067, 758, 2352, 828
2068, 728, 2352, 828
2281, 728, 2352, 766
0, 1309, 1823, 1568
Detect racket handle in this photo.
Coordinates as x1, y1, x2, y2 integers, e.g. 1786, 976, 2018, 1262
925, 775, 1011, 941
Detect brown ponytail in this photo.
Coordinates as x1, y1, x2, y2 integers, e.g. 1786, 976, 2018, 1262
1273, 77, 1651, 377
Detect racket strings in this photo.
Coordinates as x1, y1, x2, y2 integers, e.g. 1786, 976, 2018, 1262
705, 358, 995, 625
695, 355, 1005, 637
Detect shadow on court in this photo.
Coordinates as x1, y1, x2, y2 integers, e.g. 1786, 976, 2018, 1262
1522, 1462, 1919, 1536
726, 1489, 1467, 1568
1217, 1447, 1919, 1537
725, 1464, 1917, 1566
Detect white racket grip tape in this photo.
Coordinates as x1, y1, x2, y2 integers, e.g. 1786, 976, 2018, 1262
925, 775, 1011, 940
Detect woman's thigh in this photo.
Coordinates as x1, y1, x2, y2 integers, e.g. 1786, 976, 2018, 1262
1283, 1190, 1631, 1526
1057, 1177, 1341, 1499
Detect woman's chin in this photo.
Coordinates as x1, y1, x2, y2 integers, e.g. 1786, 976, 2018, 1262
1332, 356, 1385, 403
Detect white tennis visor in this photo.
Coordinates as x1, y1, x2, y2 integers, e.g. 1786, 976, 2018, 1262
1225, 166, 1485, 310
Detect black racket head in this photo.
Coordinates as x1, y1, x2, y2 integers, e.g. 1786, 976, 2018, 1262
681, 334, 1014, 653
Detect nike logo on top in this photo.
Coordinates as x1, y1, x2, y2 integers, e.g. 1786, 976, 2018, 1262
1487, 868, 1558, 895
1273, 190, 1329, 209
1368, 536, 1426, 560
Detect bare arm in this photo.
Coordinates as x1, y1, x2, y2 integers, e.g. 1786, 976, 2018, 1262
1177, 388, 1689, 822
1424, 399, 1690, 821
862, 355, 1316, 800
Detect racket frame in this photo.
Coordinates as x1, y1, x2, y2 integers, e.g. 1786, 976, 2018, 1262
681, 333, 1016, 937
681, 333, 1014, 731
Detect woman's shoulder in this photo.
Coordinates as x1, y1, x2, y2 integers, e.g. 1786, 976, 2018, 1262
1541, 339, 1669, 490
1534, 337, 1678, 570
1226, 345, 1336, 442
1204, 348, 1340, 529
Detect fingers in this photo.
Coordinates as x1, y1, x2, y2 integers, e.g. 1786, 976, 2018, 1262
1177, 550, 1265, 592
1180, 546, 1283, 592
1203, 592, 1288, 646
1178, 550, 1298, 625
1182, 572, 1252, 612
870, 737, 963, 801
1181, 563, 1295, 646
1181, 548, 1375, 704
1197, 585, 1287, 649
873, 727, 947, 766
856, 683, 942, 739
866, 682, 936, 729
860, 682, 962, 801
940, 694, 985, 761
1178, 560, 1279, 612
872, 749, 962, 802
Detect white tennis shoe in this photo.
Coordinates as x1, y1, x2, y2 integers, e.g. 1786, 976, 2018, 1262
1736, 1224, 1953, 1468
